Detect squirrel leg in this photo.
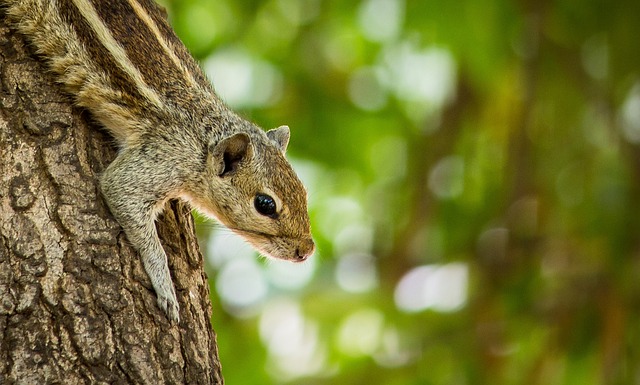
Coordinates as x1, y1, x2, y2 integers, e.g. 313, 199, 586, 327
100, 150, 180, 323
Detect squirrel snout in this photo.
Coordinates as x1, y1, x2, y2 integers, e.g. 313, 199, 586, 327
295, 239, 315, 261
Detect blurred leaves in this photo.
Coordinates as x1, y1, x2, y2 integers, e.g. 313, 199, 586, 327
168, 0, 640, 383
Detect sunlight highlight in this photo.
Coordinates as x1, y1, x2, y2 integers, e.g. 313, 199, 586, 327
394, 263, 468, 313
204, 48, 283, 108
337, 308, 385, 357
335, 252, 378, 293
619, 82, 640, 143
216, 257, 268, 317
428, 155, 465, 199
358, 0, 404, 43
381, 43, 457, 114
259, 299, 327, 380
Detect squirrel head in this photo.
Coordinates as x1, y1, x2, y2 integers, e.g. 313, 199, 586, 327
200, 125, 315, 262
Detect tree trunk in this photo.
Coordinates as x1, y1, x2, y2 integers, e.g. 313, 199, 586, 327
0, 13, 223, 385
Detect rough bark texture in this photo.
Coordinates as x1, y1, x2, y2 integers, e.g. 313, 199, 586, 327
0, 13, 223, 385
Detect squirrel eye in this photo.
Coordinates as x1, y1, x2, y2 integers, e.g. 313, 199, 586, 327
254, 194, 277, 218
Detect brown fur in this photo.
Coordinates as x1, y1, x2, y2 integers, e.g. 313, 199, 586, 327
1, 0, 314, 323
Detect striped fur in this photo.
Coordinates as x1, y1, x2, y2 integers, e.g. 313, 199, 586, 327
2, 0, 315, 322
2, 0, 217, 144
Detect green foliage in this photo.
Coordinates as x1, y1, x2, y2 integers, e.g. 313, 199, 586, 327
177, 0, 640, 383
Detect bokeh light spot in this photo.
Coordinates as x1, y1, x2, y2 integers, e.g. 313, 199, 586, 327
394, 263, 468, 313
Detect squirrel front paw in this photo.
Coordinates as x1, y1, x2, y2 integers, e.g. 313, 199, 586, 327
156, 285, 180, 323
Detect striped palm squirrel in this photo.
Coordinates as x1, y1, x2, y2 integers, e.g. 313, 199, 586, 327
1, 0, 315, 322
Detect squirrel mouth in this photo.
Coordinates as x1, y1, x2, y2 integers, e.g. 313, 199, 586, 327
228, 227, 314, 263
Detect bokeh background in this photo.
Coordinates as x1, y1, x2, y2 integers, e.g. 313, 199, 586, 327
160, 0, 640, 383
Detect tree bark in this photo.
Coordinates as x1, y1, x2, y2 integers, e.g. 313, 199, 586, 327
0, 13, 223, 385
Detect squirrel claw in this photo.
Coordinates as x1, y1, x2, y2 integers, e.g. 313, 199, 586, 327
157, 293, 180, 324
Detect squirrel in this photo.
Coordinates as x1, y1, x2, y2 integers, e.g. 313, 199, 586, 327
1, 0, 315, 322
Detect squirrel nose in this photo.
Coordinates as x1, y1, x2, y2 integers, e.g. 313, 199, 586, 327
295, 239, 315, 261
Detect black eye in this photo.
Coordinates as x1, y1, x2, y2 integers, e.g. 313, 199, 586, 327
254, 194, 277, 218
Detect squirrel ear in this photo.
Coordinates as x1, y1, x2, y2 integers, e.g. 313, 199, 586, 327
266, 125, 290, 153
210, 133, 252, 176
